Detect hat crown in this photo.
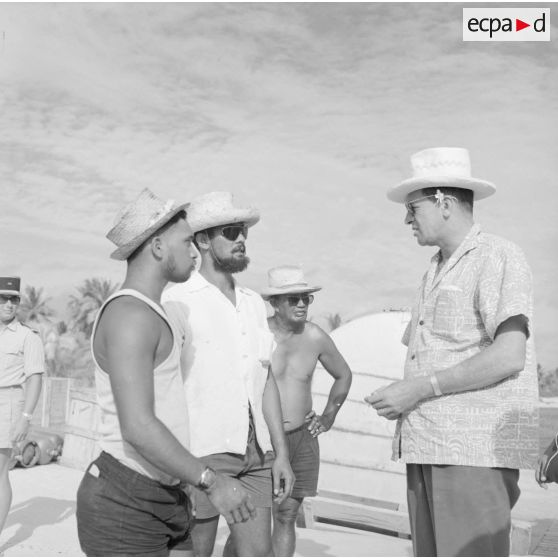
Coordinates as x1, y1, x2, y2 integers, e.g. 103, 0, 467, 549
0, 276, 21, 294
107, 188, 178, 250
187, 191, 260, 233
411, 147, 472, 179
267, 266, 309, 290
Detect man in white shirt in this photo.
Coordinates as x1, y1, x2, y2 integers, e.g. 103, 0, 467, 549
163, 191, 294, 557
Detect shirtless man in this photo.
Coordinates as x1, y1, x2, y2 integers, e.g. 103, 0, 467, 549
262, 265, 352, 557
76, 189, 255, 557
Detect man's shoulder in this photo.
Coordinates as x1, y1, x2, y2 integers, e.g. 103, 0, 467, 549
477, 231, 528, 261
100, 296, 161, 333
163, 273, 206, 302
304, 321, 331, 343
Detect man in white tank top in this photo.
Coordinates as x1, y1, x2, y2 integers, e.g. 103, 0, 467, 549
163, 192, 294, 557
76, 189, 257, 557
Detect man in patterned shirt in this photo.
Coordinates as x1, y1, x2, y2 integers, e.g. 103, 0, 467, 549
366, 147, 538, 557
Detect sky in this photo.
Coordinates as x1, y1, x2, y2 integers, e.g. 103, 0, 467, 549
1, 2, 557, 367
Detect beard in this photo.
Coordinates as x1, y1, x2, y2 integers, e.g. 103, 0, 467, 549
214, 251, 250, 273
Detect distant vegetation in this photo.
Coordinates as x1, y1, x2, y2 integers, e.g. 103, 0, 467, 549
18, 278, 120, 387
538, 364, 558, 397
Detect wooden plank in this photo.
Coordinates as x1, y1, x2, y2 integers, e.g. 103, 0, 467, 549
302, 495, 411, 536
317, 489, 401, 511
511, 519, 532, 556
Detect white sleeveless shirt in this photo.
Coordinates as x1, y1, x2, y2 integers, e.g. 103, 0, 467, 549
92, 289, 190, 485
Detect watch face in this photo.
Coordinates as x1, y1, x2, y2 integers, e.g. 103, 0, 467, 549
200, 467, 216, 489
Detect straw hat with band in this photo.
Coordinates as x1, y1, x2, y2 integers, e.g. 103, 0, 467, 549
107, 188, 189, 261
261, 266, 321, 300
187, 191, 260, 234
387, 147, 496, 204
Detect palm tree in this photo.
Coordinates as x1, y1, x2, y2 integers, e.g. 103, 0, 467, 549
19, 286, 55, 325
325, 312, 344, 332
68, 278, 119, 337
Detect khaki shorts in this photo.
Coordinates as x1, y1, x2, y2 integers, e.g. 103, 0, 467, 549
0, 386, 24, 449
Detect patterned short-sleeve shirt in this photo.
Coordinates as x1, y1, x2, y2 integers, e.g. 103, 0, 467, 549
393, 224, 539, 469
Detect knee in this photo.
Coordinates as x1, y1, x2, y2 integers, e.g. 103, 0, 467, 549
274, 506, 299, 527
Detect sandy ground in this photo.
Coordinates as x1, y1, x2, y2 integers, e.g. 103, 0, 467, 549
0, 463, 413, 557
1, 461, 557, 557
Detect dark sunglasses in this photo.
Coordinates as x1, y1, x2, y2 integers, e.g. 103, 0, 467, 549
286, 294, 314, 306
0, 295, 20, 305
218, 224, 248, 242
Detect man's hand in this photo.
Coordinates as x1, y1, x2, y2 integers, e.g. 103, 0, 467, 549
535, 436, 558, 488
364, 379, 431, 420
271, 454, 295, 504
206, 475, 257, 524
305, 410, 334, 437
11, 417, 30, 444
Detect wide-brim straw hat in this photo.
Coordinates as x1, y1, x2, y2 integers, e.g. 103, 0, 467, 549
261, 265, 322, 300
187, 191, 260, 234
107, 188, 189, 261
0, 277, 21, 296
387, 147, 496, 203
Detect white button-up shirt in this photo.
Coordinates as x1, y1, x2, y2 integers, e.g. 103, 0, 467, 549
163, 272, 274, 457
0, 320, 45, 387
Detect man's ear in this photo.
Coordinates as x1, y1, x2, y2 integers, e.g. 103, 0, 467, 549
195, 231, 211, 251
148, 234, 164, 259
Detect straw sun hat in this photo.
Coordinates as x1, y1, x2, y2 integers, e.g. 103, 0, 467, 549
387, 147, 496, 203
107, 188, 189, 261
187, 191, 260, 234
261, 265, 321, 300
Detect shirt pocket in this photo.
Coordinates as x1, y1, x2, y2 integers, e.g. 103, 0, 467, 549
0, 340, 23, 371
432, 287, 465, 340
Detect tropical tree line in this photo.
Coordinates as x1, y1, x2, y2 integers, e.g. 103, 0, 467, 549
18, 278, 120, 387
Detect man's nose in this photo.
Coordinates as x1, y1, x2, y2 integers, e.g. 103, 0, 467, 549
404, 210, 414, 225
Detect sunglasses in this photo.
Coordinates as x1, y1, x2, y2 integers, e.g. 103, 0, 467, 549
217, 224, 248, 242
0, 295, 20, 305
405, 193, 457, 216
286, 294, 314, 306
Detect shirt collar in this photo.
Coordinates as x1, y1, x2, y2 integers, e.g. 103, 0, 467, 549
1, 319, 19, 332
431, 223, 482, 265
189, 270, 253, 298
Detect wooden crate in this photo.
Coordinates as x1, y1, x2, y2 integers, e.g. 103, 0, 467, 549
59, 386, 100, 470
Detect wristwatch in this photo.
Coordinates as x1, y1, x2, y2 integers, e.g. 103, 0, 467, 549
196, 467, 217, 491
22, 412, 33, 421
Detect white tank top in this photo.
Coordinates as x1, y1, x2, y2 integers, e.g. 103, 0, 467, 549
91, 289, 190, 485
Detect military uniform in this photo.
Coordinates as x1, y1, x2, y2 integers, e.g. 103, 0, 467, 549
0, 277, 45, 448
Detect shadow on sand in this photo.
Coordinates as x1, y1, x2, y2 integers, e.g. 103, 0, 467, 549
0, 496, 75, 554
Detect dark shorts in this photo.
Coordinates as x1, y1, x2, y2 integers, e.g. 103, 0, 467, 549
286, 424, 320, 499
76, 451, 191, 557
191, 417, 274, 519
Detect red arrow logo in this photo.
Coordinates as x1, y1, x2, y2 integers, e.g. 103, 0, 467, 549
516, 19, 530, 31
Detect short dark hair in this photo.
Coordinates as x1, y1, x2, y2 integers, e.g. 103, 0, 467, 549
421, 187, 474, 212
128, 210, 187, 261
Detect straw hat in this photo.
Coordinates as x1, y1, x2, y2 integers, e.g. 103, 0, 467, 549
107, 188, 189, 261
0, 277, 21, 296
187, 191, 260, 234
387, 147, 496, 203
261, 266, 321, 300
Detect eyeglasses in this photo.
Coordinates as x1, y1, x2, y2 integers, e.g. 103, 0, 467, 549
218, 224, 248, 242
0, 295, 20, 305
405, 193, 457, 216
286, 294, 314, 306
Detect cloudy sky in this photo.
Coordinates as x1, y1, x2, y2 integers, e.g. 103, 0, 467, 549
1, 3, 557, 367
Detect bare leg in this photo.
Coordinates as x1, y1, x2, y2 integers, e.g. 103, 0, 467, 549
0, 449, 12, 534
222, 534, 235, 557
272, 497, 303, 557
229, 507, 272, 557
190, 515, 220, 557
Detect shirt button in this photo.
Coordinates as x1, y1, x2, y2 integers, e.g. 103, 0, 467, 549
419, 320, 424, 326
242, 355, 248, 359
411, 354, 416, 360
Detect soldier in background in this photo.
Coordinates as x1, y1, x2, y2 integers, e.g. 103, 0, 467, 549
0, 277, 45, 538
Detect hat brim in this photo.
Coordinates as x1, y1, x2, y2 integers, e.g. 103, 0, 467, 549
0, 289, 20, 296
387, 176, 496, 203
190, 211, 260, 234
261, 286, 322, 300
109, 202, 190, 261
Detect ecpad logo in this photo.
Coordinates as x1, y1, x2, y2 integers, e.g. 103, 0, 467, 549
463, 8, 550, 41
